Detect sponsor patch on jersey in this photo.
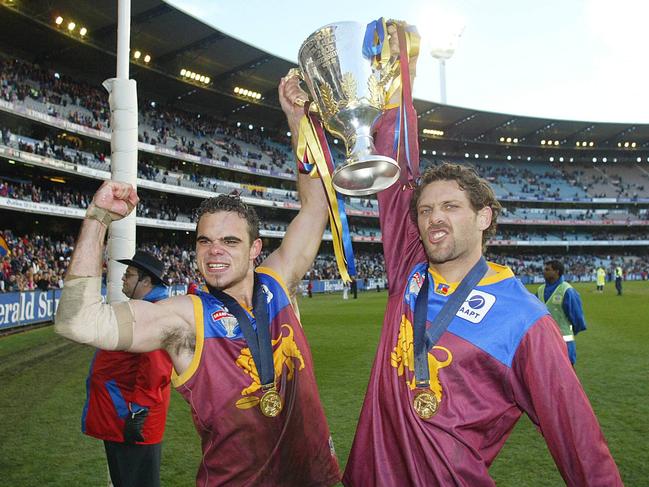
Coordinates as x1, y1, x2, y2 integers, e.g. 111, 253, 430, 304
456, 290, 496, 324
211, 309, 234, 322
406, 271, 424, 300
435, 282, 450, 295
211, 308, 239, 338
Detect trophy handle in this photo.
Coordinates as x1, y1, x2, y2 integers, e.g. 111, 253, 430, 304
287, 68, 319, 114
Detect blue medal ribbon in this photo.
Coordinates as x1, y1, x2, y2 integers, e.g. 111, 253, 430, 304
208, 275, 274, 387
413, 257, 489, 387
336, 192, 356, 276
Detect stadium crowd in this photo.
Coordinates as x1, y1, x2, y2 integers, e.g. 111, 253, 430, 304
3, 228, 648, 293
0, 230, 389, 292
3, 56, 649, 200
2, 55, 649, 295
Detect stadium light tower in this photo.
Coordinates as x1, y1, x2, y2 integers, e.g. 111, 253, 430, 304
429, 22, 464, 105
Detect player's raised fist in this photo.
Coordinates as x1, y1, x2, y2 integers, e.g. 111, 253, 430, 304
89, 180, 139, 222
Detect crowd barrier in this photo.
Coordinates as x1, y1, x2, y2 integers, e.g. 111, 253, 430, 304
4, 276, 639, 330
0, 286, 186, 331
0, 280, 387, 331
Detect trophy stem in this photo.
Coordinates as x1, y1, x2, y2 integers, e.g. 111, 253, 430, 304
347, 134, 375, 163
332, 132, 400, 196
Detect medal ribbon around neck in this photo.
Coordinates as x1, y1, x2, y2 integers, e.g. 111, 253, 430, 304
412, 257, 489, 418
208, 275, 279, 415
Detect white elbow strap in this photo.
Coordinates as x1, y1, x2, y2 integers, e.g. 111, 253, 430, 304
54, 276, 135, 350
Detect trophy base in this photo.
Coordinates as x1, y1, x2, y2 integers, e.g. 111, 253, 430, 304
332, 156, 400, 196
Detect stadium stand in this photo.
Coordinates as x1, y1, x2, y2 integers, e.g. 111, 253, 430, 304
0, 1, 648, 328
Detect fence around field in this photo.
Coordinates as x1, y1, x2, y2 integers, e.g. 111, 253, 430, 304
0, 279, 389, 331
0, 285, 186, 331
7, 275, 643, 330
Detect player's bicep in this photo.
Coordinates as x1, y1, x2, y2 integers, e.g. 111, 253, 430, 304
128, 296, 191, 353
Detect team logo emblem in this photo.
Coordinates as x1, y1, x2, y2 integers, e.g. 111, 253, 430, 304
391, 315, 453, 407
234, 324, 305, 409
456, 290, 496, 324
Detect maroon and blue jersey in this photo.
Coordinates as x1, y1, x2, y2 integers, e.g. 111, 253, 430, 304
342, 108, 622, 486
173, 267, 340, 487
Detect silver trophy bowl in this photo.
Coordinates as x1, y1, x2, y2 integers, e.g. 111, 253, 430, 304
297, 21, 401, 196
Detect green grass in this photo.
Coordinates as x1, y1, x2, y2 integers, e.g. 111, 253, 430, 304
1, 282, 647, 486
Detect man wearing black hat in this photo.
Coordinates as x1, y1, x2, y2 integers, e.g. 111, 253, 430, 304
81, 250, 172, 487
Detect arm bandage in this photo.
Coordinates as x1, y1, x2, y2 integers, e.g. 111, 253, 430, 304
54, 276, 135, 350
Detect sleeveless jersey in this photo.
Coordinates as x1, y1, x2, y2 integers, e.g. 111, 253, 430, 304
173, 268, 340, 487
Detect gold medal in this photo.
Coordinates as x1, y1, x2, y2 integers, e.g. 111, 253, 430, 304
259, 387, 283, 417
413, 389, 438, 419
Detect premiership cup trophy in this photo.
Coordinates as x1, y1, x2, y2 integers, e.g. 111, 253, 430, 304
295, 21, 402, 196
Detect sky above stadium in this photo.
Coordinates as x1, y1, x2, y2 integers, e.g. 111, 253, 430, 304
167, 0, 649, 124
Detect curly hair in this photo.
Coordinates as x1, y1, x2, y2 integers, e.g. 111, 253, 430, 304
410, 163, 502, 246
194, 194, 260, 243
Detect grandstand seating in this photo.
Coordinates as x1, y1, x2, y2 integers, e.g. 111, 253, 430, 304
1, 54, 649, 291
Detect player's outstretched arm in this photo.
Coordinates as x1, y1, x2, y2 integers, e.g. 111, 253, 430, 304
375, 22, 425, 291
55, 180, 193, 354
262, 75, 328, 292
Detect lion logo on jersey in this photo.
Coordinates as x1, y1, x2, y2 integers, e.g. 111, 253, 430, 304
235, 324, 305, 408
390, 314, 453, 402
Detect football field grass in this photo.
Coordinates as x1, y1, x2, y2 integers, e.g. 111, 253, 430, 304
0, 281, 647, 486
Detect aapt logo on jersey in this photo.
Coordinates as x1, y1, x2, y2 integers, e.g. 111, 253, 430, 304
456, 290, 496, 324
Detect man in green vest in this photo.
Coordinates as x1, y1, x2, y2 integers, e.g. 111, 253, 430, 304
537, 260, 587, 365
596, 266, 606, 293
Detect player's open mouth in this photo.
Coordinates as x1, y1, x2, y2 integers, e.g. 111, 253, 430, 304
428, 230, 448, 244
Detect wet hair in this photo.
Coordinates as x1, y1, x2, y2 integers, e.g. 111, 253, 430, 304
194, 194, 260, 244
410, 163, 502, 246
545, 260, 564, 276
